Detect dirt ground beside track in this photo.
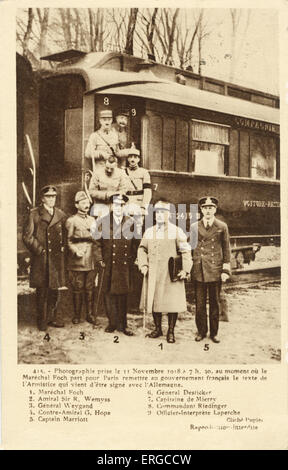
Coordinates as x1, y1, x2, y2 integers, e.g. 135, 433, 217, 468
18, 280, 281, 365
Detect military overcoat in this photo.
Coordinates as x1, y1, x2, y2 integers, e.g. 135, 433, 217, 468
137, 222, 192, 314
94, 214, 138, 295
22, 206, 67, 288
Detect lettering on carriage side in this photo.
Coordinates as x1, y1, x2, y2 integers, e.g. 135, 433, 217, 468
243, 200, 280, 208
234, 117, 279, 134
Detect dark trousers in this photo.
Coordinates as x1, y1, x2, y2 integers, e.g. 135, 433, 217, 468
36, 287, 59, 328
104, 293, 128, 331
195, 281, 221, 338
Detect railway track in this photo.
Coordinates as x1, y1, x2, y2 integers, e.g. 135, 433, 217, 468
225, 262, 280, 289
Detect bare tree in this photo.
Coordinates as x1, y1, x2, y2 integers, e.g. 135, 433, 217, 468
175, 9, 203, 69
125, 8, 138, 55
229, 9, 251, 82
59, 8, 73, 49
36, 8, 50, 59
135, 9, 159, 60
196, 10, 211, 75
22, 8, 34, 58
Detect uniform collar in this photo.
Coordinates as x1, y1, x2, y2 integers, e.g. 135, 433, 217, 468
43, 203, 54, 216
202, 216, 215, 228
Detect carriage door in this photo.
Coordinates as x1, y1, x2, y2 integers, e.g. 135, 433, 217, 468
39, 75, 85, 186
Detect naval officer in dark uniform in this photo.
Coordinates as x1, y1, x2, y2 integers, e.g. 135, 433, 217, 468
22, 185, 67, 331
190, 197, 231, 343
93, 193, 137, 335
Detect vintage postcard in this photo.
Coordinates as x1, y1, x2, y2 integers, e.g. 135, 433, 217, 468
0, 0, 287, 450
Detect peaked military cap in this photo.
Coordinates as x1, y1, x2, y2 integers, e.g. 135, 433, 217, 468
41, 185, 57, 196
199, 196, 218, 207
75, 191, 89, 203
154, 200, 171, 212
99, 109, 113, 119
115, 106, 130, 117
109, 193, 129, 204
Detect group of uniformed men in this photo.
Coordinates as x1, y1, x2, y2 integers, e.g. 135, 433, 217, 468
22, 108, 231, 345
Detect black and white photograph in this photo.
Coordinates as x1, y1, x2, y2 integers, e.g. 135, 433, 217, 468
16, 6, 280, 365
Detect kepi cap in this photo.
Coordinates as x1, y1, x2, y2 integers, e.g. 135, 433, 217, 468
41, 185, 57, 196
99, 109, 113, 119
109, 193, 129, 204
199, 196, 218, 207
75, 191, 90, 203
115, 106, 130, 117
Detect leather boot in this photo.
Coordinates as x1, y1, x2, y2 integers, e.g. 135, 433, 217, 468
167, 313, 178, 343
47, 290, 64, 328
72, 292, 83, 324
147, 312, 162, 338
85, 290, 96, 325
36, 288, 48, 331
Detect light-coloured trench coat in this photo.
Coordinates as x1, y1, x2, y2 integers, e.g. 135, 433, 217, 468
137, 222, 192, 314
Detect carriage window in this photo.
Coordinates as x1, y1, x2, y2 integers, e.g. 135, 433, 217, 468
193, 142, 225, 175
250, 134, 277, 179
191, 120, 229, 176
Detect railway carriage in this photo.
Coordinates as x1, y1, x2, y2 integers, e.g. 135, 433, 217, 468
17, 49, 280, 275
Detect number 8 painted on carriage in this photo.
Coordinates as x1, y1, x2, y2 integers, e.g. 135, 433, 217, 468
104, 97, 109, 106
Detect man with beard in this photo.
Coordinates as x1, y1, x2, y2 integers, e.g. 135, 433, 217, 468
22, 185, 67, 331
66, 191, 98, 325
88, 156, 128, 219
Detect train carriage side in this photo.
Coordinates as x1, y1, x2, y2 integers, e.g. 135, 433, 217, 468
37, 51, 280, 260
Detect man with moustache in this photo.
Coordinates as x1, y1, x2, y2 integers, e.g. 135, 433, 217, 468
66, 191, 98, 325
191, 196, 231, 344
112, 107, 131, 168
125, 146, 152, 218
85, 109, 119, 172
22, 185, 67, 331
137, 198, 192, 343
88, 155, 128, 218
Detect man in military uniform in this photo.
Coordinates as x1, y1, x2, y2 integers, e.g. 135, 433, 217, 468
22, 186, 67, 331
94, 194, 137, 335
190, 196, 231, 344
88, 155, 128, 218
66, 191, 98, 325
125, 147, 152, 218
138, 199, 192, 343
85, 109, 119, 172
112, 107, 131, 168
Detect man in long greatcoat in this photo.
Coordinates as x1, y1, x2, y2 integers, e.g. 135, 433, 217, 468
137, 199, 192, 343
93, 193, 138, 335
190, 196, 231, 344
22, 185, 67, 331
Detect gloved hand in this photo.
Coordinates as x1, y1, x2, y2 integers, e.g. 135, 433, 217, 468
140, 266, 148, 276
221, 272, 230, 283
